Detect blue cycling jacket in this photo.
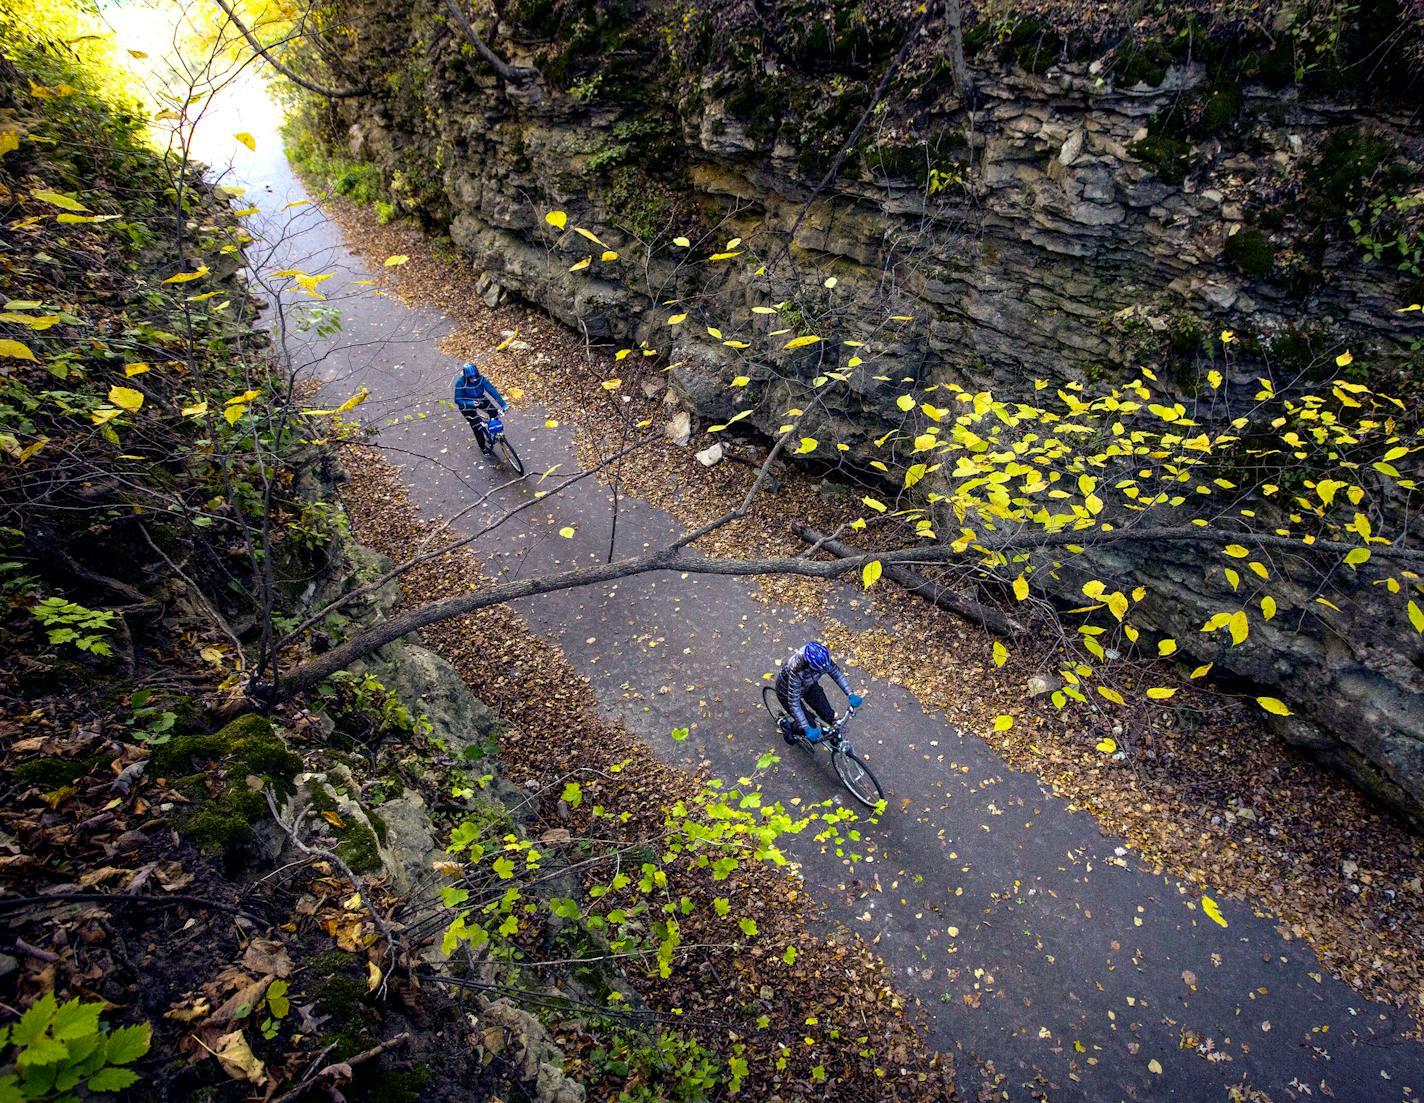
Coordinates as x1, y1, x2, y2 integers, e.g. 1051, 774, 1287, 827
776, 644, 853, 730
454, 366, 507, 413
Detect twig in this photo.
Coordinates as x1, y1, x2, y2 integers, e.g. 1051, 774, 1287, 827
270, 1033, 410, 1103
138, 523, 245, 657
0, 892, 263, 921
212, 0, 370, 98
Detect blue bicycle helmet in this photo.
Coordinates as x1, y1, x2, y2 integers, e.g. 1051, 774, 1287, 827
804, 641, 831, 671
462, 361, 483, 382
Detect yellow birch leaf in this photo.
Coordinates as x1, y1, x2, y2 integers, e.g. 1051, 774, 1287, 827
795, 437, 818, 454
1097, 686, 1125, 706
1256, 696, 1291, 716
224, 404, 247, 424
559, 526, 575, 538
0, 339, 37, 361
1335, 349, 1353, 367
1095, 737, 1117, 753
784, 335, 821, 350
181, 401, 208, 418
992, 641, 1008, 667
862, 497, 887, 512
234, 131, 256, 151
123, 363, 150, 376
1190, 663, 1213, 679
601, 378, 621, 390
108, 386, 144, 412
993, 714, 1014, 732
162, 265, 209, 284
384, 254, 408, 266
731, 376, 750, 387
1228, 610, 1249, 645
545, 210, 567, 229
862, 560, 882, 588
1409, 600, 1424, 634
1013, 574, 1029, 601
1146, 687, 1176, 700
672, 236, 690, 247
1158, 638, 1177, 656
1200, 895, 1228, 927
568, 256, 591, 272
1261, 595, 1277, 620
31, 189, 87, 211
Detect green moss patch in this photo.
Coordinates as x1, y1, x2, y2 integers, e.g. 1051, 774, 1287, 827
1224, 228, 1275, 277
9, 755, 107, 789
151, 714, 301, 857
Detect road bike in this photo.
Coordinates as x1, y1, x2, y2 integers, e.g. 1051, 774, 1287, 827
761, 686, 884, 809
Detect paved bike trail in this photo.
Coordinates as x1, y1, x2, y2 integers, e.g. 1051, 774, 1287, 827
207, 82, 1423, 1102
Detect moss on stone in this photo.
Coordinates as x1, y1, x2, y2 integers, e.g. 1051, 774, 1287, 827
151, 714, 301, 857
1127, 135, 1191, 185
1224, 228, 1275, 276
9, 755, 106, 789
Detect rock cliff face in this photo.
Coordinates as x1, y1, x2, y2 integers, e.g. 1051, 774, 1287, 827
310, 0, 1424, 822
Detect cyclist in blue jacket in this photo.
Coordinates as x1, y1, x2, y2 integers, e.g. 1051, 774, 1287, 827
775, 640, 863, 745
453, 362, 508, 454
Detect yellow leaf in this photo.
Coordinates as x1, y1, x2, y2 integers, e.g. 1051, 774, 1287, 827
731, 376, 750, 387
1335, 349, 1353, 367
574, 226, 608, 248
1190, 663, 1213, 679
673, 236, 690, 247
1409, 600, 1424, 634
796, 437, 818, 454
224, 404, 247, 425
1012, 574, 1029, 601
31, 189, 87, 212
1148, 1058, 1164, 1075
545, 210, 567, 230
824, 276, 837, 289
545, 419, 559, 428
862, 560, 882, 588
1219, 330, 1234, 344
56, 213, 119, 224
667, 313, 687, 325
1344, 547, 1370, 568
181, 401, 208, 418
1207, 369, 1222, 389
321, 810, 345, 828
91, 408, 120, 425
234, 131, 256, 151
1261, 595, 1277, 620
162, 265, 209, 284
751, 305, 777, 314
992, 641, 1008, 667
708, 251, 741, 260
993, 714, 1014, 732
1256, 696, 1292, 716
559, 526, 575, 538
1200, 895, 1228, 927
384, 254, 408, 267
1223, 544, 1249, 558
862, 497, 887, 513
108, 385, 144, 412
1145, 687, 1176, 700
0, 130, 19, 157
1158, 638, 1177, 656
226, 389, 260, 405
601, 378, 622, 390
1097, 686, 1125, 706
1095, 737, 1117, 753
1105, 592, 1129, 621
568, 257, 591, 272
601, 250, 619, 261
366, 961, 382, 992
123, 363, 150, 377
0, 339, 37, 361
784, 335, 821, 350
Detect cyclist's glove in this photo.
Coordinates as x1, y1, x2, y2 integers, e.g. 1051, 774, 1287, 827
804, 725, 821, 743
848, 693, 863, 708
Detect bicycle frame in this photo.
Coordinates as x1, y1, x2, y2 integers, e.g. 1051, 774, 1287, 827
809, 705, 858, 752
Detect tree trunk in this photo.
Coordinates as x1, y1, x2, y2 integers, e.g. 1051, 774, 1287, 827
943, 0, 971, 97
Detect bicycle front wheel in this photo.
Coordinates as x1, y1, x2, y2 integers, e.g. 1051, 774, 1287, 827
833, 748, 883, 809
493, 435, 525, 476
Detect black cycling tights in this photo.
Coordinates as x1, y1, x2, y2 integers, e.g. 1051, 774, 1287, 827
777, 681, 836, 729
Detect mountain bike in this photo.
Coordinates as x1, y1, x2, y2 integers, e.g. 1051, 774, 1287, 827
761, 686, 884, 809
474, 413, 524, 475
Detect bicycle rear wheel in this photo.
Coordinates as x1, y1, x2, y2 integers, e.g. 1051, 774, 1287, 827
493, 435, 525, 476
833, 748, 883, 809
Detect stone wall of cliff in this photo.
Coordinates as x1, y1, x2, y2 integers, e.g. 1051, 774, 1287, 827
295, 0, 1424, 822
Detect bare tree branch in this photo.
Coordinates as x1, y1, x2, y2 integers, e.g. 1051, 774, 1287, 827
212, 0, 371, 99
441, 0, 540, 84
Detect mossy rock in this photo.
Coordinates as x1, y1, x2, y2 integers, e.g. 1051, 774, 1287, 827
304, 778, 386, 875
8, 755, 107, 789
1127, 135, 1191, 186
151, 715, 302, 857
1224, 228, 1275, 277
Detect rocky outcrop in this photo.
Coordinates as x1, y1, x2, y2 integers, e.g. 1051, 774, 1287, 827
311, 2, 1424, 821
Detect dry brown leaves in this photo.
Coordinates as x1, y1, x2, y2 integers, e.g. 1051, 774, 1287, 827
321, 195, 1424, 1019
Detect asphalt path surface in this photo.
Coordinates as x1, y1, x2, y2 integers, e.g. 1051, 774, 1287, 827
204, 82, 1423, 1102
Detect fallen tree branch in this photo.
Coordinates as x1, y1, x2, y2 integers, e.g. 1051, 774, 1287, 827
212, 0, 371, 99
270, 1032, 410, 1103
793, 523, 1023, 636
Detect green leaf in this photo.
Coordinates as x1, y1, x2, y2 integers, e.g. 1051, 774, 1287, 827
11, 992, 57, 1047
87, 1068, 140, 1094
738, 917, 758, 937
50, 998, 101, 1042
782, 945, 798, 964
560, 780, 583, 808
266, 980, 290, 1020
670, 727, 689, 742
17, 1037, 69, 1068
713, 896, 730, 916
491, 856, 516, 879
